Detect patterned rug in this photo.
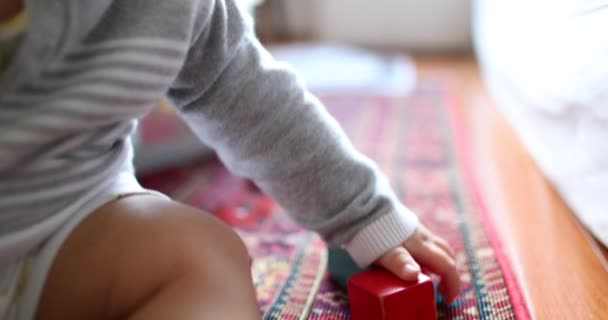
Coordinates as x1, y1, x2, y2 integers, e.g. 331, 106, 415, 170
139, 78, 530, 319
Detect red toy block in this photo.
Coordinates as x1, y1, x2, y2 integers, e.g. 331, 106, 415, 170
347, 267, 436, 320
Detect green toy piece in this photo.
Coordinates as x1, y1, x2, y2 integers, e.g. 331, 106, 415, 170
327, 247, 364, 290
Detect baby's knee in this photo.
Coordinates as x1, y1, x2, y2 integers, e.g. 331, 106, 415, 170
100, 196, 251, 282
162, 204, 251, 275
37, 196, 254, 320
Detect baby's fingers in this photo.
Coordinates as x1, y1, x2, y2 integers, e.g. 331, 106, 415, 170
375, 246, 420, 282
409, 242, 460, 303
431, 236, 455, 260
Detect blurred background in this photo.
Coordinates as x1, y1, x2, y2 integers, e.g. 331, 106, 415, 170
253, 0, 471, 51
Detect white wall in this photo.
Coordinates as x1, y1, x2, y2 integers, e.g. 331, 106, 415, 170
285, 0, 472, 51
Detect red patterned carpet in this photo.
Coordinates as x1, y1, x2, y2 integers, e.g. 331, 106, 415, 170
139, 78, 530, 319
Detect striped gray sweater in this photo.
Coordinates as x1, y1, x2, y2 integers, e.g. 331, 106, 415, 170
0, 0, 418, 268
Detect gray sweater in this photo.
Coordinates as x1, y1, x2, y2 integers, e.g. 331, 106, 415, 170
0, 0, 418, 268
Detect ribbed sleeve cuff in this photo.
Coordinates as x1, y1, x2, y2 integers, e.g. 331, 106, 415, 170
344, 207, 419, 267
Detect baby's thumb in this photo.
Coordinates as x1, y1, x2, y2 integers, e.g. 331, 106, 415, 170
375, 246, 420, 282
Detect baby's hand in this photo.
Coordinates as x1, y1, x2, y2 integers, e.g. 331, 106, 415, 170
375, 225, 461, 303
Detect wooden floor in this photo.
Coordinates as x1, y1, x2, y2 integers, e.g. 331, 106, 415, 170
415, 56, 608, 319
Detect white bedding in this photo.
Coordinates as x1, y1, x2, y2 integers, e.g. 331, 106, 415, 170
474, 0, 608, 246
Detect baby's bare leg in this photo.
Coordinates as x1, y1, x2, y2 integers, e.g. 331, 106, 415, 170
35, 195, 260, 320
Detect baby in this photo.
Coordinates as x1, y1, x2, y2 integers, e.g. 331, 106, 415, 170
0, 0, 460, 319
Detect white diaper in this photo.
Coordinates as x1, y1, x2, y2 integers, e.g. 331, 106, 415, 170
0, 172, 167, 320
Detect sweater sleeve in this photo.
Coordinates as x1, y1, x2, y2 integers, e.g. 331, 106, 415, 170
167, 0, 419, 267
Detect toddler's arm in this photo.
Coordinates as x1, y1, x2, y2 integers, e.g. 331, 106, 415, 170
167, 0, 459, 302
